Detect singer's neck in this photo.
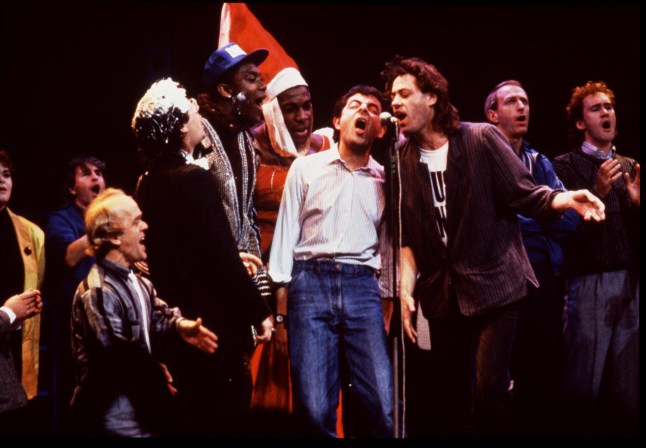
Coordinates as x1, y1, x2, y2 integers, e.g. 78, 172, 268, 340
415, 129, 448, 151
338, 142, 371, 171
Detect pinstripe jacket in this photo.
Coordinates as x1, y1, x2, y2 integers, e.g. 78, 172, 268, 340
400, 122, 562, 319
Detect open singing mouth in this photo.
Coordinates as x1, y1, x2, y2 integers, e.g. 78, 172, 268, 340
355, 117, 367, 130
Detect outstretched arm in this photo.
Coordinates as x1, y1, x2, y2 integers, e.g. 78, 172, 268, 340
176, 317, 218, 354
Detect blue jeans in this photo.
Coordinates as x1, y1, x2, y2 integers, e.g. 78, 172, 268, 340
287, 260, 393, 437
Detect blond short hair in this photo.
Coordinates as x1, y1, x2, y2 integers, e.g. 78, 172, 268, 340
84, 188, 131, 258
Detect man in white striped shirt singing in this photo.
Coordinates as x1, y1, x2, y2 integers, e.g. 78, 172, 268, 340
269, 85, 393, 437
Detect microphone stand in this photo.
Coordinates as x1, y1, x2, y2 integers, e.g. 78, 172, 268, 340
386, 121, 404, 438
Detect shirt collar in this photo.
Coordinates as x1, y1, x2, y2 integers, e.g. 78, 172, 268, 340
581, 141, 616, 160
179, 149, 194, 162
326, 146, 382, 177
97, 258, 131, 280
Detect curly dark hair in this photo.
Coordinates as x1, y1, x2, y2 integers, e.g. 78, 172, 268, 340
381, 56, 460, 136
330, 85, 387, 142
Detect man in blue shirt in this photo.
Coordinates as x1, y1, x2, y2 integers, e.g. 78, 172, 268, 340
485, 80, 579, 436
44, 154, 106, 434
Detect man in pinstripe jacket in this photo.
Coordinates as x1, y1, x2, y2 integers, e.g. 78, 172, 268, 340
381, 56, 605, 437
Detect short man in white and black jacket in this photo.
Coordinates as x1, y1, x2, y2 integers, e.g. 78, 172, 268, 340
70, 188, 218, 437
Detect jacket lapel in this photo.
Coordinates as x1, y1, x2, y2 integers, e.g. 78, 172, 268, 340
445, 133, 466, 253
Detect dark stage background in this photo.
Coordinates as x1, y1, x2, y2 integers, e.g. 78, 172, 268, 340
1, 1, 640, 228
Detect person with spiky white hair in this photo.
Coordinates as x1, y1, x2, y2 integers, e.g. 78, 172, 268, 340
133, 78, 273, 436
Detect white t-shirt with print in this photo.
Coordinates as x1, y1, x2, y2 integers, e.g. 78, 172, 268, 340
419, 142, 449, 247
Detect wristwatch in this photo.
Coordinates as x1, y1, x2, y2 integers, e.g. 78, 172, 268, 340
275, 313, 287, 325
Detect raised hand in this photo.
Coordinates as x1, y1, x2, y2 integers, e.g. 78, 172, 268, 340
624, 163, 640, 206
594, 158, 623, 198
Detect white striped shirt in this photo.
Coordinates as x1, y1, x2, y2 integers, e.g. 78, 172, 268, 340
268, 147, 392, 296
128, 270, 151, 353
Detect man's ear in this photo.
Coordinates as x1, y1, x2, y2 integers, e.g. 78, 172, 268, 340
107, 236, 121, 247
427, 93, 438, 108
180, 122, 189, 136
333, 116, 341, 133
377, 123, 387, 139
217, 83, 233, 99
486, 109, 499, 124
575, 119, 586, 131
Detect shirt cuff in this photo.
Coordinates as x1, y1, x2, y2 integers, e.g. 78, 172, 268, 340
0, 306, 17, 324
268, 269, 291, 285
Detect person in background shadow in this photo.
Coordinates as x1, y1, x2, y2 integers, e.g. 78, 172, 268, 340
43, 154, 106, 435
484, 80, 580, 436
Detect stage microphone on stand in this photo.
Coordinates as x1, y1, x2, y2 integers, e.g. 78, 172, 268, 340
381, 110, 405, 438
380, 111, 399, 126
